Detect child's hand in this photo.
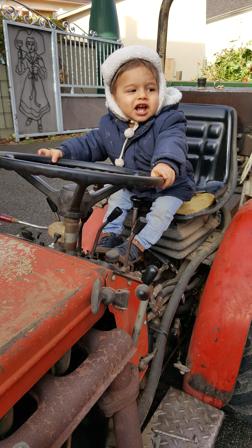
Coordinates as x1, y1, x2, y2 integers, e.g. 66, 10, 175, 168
151, 162, 176, 189
37, 148, 63, 163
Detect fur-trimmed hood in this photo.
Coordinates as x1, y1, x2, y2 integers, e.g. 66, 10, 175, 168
101, 45, 182, 121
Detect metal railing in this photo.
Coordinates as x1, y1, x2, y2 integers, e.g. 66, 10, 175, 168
0, 0, 121, 95
1, 1, 122, 139
57, 31, 121, 95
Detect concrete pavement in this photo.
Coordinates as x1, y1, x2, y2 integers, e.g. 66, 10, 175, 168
0, 135, 68, 154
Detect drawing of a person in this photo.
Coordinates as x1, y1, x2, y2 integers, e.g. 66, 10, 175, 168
15, 31, 50, 132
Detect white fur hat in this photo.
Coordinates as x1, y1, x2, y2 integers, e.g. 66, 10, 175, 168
101, 45, 182, 121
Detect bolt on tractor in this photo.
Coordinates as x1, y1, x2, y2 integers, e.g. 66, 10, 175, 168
0, 101, 251, 448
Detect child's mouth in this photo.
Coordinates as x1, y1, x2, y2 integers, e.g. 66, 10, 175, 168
135, 104, 148, 115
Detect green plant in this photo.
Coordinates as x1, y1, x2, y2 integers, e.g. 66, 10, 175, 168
202, 42, 252, 82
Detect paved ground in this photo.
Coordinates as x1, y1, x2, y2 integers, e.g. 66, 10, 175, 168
0, 138, 252, 447
216, 413, 252, 447
0, 135, 67, 154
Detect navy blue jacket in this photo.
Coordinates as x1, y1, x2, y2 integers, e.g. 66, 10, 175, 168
59, 104, 196, 201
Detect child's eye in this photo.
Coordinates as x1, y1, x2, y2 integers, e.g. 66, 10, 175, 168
126, 89, 136, 93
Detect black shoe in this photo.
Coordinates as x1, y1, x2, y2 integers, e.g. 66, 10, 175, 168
106, 240, 143, 264
96, 232, 124, 254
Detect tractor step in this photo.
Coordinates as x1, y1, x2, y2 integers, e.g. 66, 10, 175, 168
143, 387, 224, 448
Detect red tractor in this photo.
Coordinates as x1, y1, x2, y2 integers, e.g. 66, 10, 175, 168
0, 101, 251, 447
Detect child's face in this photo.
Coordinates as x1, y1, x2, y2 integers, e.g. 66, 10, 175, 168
112, 65, 159, 123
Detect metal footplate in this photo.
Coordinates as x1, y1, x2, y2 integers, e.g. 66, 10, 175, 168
143, 387, 224, 447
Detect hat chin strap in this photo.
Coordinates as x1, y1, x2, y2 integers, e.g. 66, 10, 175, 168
105, 86, 129, 121
115, 122, 139, 167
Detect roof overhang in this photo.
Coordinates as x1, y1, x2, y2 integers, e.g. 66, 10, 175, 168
57, 4, 91, 19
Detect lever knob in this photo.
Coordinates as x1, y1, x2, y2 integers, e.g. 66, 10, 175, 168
107, 207, 123, 223
136, 284, 151, 301
142, 265, 158, 285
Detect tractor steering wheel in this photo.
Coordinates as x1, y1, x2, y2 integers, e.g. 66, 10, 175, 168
0, 153, 163, 188
0, 153, 163, 218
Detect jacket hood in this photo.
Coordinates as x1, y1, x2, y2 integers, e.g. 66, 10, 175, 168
101, 45, 182, 121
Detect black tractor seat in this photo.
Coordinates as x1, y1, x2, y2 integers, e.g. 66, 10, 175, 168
175, 103, 237, 218
181, 102, 236, 191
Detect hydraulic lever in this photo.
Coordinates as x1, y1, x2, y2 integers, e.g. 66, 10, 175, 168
132, 265, 158, 345
105, 217, 146, 267
123, 218, 146, 267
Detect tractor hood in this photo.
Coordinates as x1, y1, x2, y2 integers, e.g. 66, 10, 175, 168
0, 234, 108, 418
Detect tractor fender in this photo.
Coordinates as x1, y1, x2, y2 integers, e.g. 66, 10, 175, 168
184, 200, 252, 408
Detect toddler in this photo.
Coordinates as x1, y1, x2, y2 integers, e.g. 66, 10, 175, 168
38, 45, 195, 262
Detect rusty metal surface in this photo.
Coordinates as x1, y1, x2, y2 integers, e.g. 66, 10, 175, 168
106, 273, 149, 371
0, 329, 135, 448
188, 374, 232, 404
100, 364, 142, 448
0, 234, 108, 418
114, 401, 143, 448
144, 387, 224, 448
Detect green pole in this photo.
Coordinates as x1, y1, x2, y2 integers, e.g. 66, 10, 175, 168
89, 0, 120, 41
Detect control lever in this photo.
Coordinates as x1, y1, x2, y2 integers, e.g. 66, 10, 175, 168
106, 217, 146, 265
142, 265, 159, 285
46, 197, 60, 220
91, 278, 129, 314
132, 265, 158, 345
48, 232, 62, 248
90, 206, 123, 256
78, 207, 93, 254
123, 217, 146, 267
106, 218, 146, 268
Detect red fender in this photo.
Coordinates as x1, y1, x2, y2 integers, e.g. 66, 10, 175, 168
184, 200, 252, 408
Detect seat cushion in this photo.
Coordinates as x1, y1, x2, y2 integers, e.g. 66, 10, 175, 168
176, 192, 215, 215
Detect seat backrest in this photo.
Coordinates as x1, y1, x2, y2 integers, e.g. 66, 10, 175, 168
179, 103, 236, 192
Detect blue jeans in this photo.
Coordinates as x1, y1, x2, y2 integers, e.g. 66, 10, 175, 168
103, 189, 183, 250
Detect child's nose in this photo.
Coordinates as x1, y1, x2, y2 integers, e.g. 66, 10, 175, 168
137, 88, 147, 99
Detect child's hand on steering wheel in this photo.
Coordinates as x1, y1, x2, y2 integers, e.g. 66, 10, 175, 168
151, 162, 176, 189
37, 148, 63, 163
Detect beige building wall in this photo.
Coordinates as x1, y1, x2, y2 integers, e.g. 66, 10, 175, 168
73, 0, 206, 81
206, 10, 252, 62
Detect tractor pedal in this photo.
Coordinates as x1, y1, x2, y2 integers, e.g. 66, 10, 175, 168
143, 387, 224, 447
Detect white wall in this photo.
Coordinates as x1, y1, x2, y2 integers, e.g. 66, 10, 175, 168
206, 10, 252, 61
165, 0, 206, 80
74, 0, 206, 81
